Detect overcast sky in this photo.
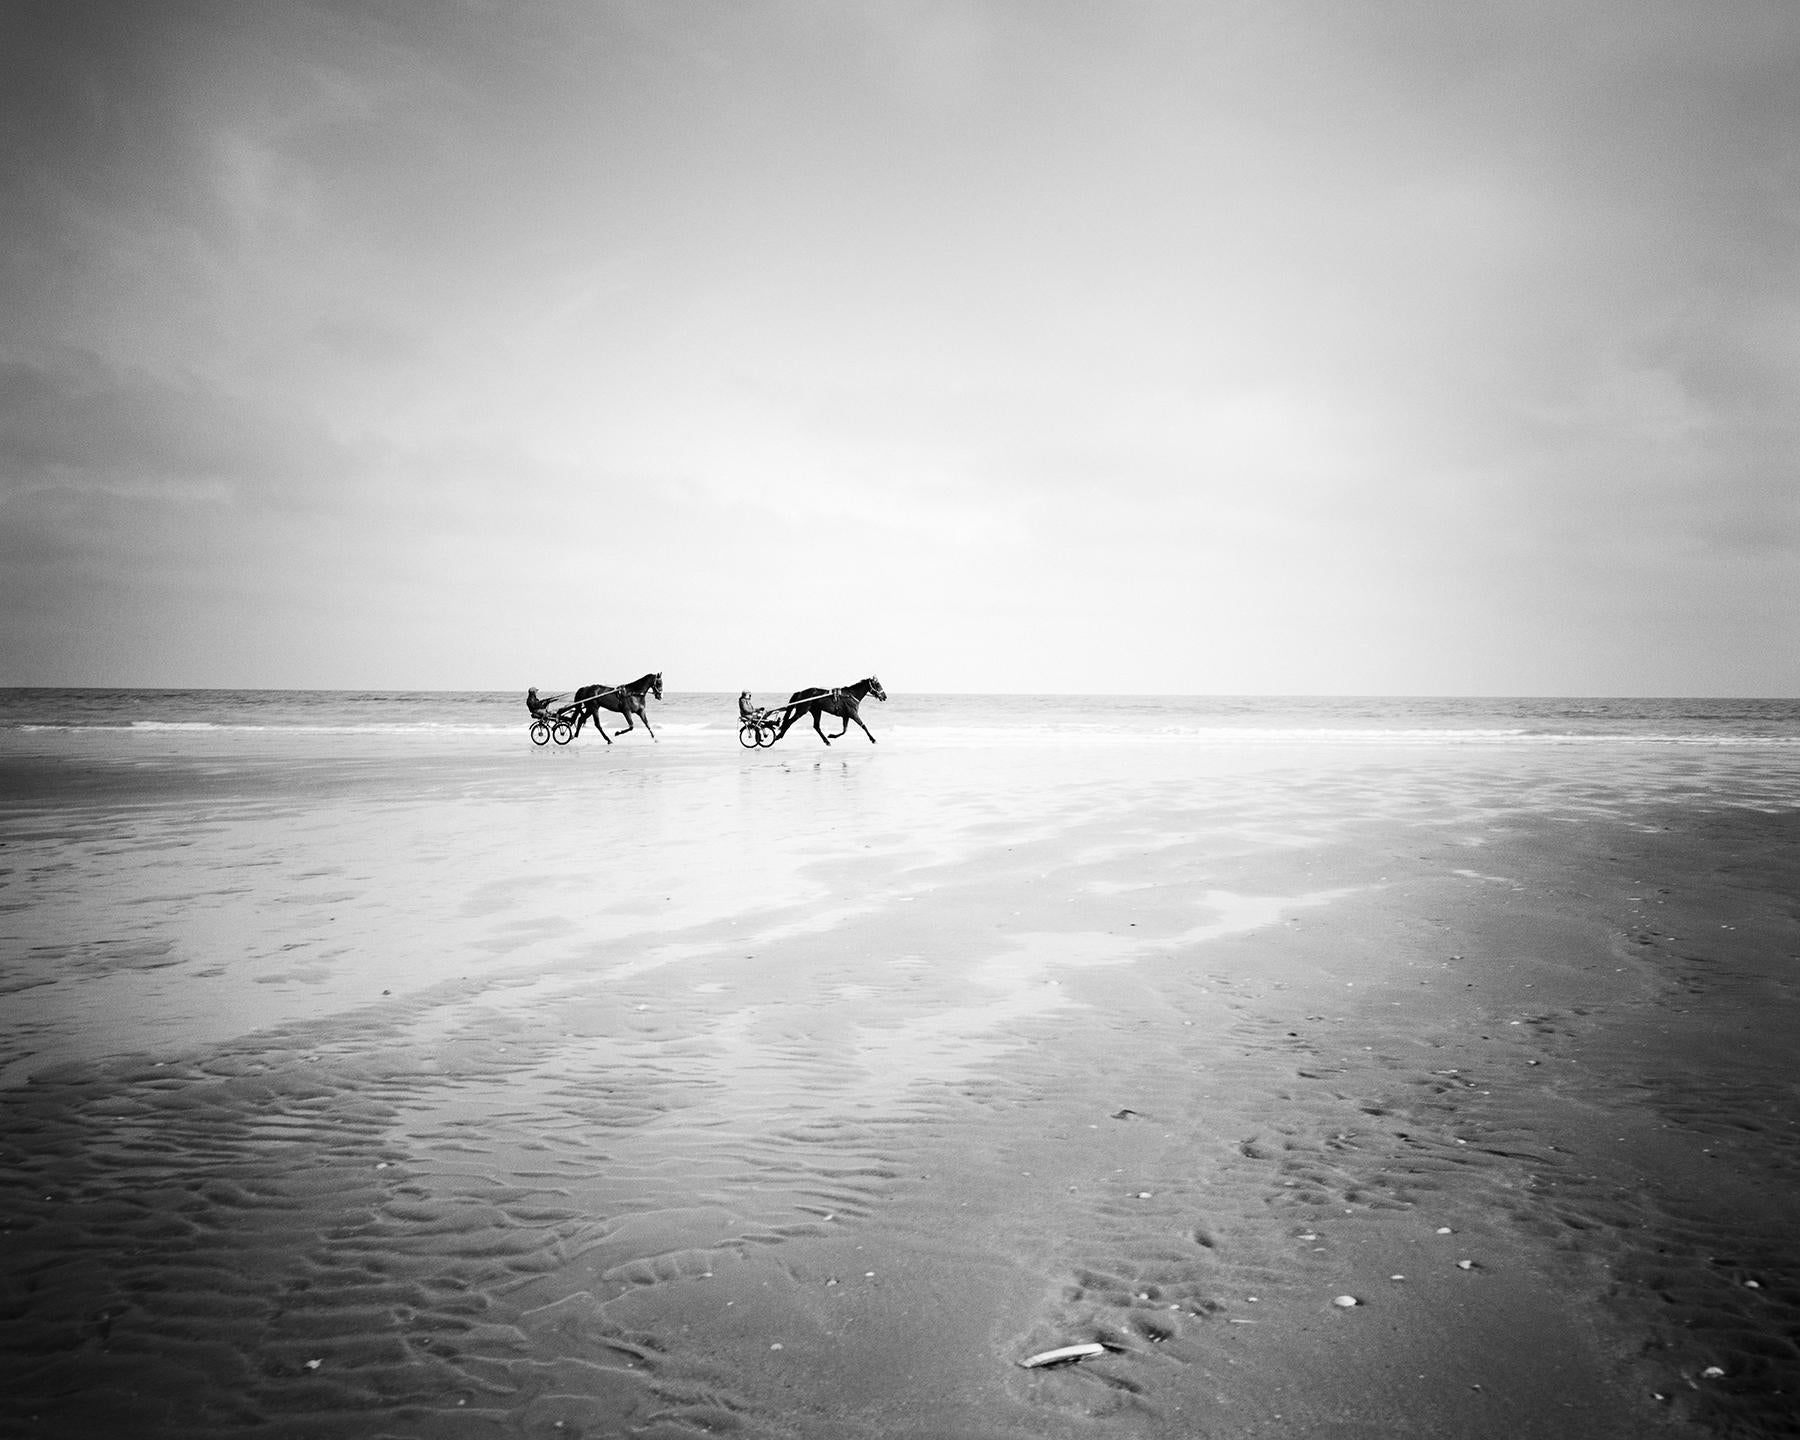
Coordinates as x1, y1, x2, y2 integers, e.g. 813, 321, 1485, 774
2, 0, 1796, 693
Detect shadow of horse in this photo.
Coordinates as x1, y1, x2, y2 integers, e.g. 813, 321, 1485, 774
773, 676, 886, 745
574, 672, 663, 741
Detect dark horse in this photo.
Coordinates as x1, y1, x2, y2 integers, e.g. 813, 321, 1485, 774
773, 675, 886, 745
573, 672, 663, 742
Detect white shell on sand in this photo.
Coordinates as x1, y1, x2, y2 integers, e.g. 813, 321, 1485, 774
1333, 1295, 1359, 1308
1019, 1343, 1107, 1368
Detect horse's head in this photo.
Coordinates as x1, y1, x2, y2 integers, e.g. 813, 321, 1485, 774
650, 672, 664, 700
867, 675, 887, 702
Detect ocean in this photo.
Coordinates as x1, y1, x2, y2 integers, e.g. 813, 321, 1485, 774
4, 688, 1798, 748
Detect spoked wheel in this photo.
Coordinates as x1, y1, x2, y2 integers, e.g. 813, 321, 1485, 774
529, 720, 551, 746
738, 722, 762, 750
756, 722, 779, 748
552, 721, 574, 745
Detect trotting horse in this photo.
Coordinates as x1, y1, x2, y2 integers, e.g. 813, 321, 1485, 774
773, 676, 886, 745
574, 672, 663, 741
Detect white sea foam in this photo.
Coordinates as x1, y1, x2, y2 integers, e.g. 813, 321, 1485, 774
883, 723, 1800, 749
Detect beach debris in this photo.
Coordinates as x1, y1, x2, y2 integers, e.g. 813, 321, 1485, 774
770, 1343, 783, 1351
1333, 1295, 1360, 1308
1019, 1342, 1107, 1369
1436, 1226, 1453, 1234
1457, 1260, 1478, 1270
1701, 1366, 1726, 1379
1111, 1107, 1140, 1120
304, 1359, 322, 1370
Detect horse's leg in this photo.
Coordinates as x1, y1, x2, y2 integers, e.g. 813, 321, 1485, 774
834, 703, 874, 742
614, 697, 655, 740
773, 696, 809, 741
589, 701, 612, 743
812, 705, 833, 744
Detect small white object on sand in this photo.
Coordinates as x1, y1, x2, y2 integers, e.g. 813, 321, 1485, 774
1019, 1342, 1107, 1368
1333, 1295, 1360, 1308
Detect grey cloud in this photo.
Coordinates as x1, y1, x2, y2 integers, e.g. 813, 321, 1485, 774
307, 315, 425, 368
0, 351, 357, 508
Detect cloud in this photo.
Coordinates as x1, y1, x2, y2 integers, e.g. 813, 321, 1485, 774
2, 1, 1798, 690
0, 351, 356, 508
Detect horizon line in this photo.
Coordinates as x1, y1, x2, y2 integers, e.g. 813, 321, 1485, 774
4, 686, 1798, 702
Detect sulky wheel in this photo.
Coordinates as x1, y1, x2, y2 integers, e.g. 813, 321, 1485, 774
552, 721, 574, 745
738, 721, 762, 749
756, 721, 779, 747
530, 720, 551, 746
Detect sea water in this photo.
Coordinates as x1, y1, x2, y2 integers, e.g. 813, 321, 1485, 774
3, 689, 1797, 749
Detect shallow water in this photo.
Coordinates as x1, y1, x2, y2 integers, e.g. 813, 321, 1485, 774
4, 687, 1799, 744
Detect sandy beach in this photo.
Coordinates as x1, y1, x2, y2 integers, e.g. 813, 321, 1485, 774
2, 717, 1796, 1439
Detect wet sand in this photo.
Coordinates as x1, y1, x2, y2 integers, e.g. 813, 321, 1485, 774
2, 731, 1796, 1438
